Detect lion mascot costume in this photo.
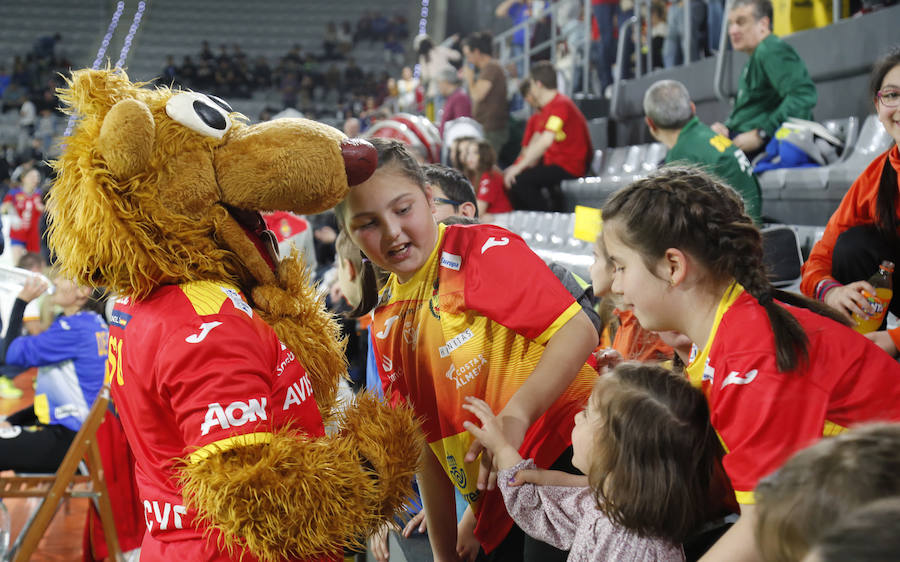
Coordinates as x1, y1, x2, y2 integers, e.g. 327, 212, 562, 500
47, 68, 423, 562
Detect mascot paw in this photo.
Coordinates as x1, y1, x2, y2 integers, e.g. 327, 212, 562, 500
337, 392, 424, 517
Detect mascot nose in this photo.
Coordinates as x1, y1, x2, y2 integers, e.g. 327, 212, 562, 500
341, 138, 377, 186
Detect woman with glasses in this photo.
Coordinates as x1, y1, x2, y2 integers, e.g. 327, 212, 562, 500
800, 47, 900, 358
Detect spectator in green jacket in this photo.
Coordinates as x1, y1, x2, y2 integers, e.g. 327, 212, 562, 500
711, 0, 817, 158
645, 79, 762, 224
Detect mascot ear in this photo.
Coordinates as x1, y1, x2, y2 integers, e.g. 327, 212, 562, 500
98, 98, 155, 179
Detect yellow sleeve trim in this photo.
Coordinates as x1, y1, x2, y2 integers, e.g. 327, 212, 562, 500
34, 393, 50, 424
535, 301, 581, 345
734, 490, 755, 505
188, 431, 273, 464
545, 115, 563, 133
823, 419, 847, 437
180, 281, 236, 316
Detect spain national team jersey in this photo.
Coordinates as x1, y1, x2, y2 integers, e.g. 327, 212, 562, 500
686, 283, 900, 505
3, 188, 43, 251
369, 223, 597, 552
539, 93, 592, 178
107, 281, 332, 562
476, 170, 513, 214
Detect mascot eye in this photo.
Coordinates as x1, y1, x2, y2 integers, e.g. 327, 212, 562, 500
207, 95, 233, 113
165, 92, 233, 139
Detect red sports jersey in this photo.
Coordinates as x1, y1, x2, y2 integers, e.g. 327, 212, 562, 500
107, 281, 334, 562
539, 93, 592, 178
476, 170, 513, 214
3, 188, 42, 251
686, 284, 900, 504
369, 223, 596, 552
521, 111, 547, 149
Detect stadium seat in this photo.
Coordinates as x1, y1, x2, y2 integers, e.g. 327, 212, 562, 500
761, 225, 804, 290
642, 142, 667, 172
825, 114, 893, 195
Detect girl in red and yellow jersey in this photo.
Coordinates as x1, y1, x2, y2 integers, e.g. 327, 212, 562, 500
601, 165, 900, 562
336, 138, 598, 561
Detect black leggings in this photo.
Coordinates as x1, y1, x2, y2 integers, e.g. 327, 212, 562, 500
509, 165, 576, 212
831, 224, 900, 319
0, 406, 77, 473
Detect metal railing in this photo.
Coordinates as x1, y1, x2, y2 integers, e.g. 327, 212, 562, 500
493, 0, 592, 95
713, 0, 735, 103
494, 0, 846, 107
609, 15, 638, 120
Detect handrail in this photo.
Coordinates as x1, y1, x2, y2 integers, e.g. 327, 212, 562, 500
683, 0, 693, 65
609, 15, 638, 121
833, 0, 842, 23
643, 0, 655, 72
581, 0, 591, 95
493, 0, 594, 96
713, 0, 735, 103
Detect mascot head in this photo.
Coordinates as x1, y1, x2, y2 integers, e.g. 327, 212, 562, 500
49, 68, 375, 298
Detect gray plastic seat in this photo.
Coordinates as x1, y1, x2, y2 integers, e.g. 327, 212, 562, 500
642, 143, 668, 172
761, 224, 804, 291
590, 149, 605, 176
826, 115, 893, 196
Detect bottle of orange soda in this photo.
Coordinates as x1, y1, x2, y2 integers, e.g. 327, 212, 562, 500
853, 260, 894, 334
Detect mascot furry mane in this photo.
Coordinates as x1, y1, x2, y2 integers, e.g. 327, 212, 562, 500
49, 68, 422, 561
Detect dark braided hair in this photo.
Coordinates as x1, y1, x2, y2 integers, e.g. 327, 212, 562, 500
602, 166, 847, 373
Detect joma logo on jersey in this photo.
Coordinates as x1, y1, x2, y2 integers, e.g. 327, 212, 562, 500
283, 374, 314, 410
377, 315, 400, 339
185, 321, 222, 343
721, 369, 758, 389
481, 236, 509, 254
200, 397, 267, 435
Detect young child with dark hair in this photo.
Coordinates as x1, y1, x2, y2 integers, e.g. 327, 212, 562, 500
755, 423, 900, 562
422, 163, 479, 222
336, 138, 598, 562
463, 361, 723, 561
589, 227, 673, 366
462, 138, 513, 218
601, 165, 900, 561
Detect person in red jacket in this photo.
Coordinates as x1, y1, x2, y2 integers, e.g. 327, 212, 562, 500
800, 48, 900, 357
503, 61, 592, 211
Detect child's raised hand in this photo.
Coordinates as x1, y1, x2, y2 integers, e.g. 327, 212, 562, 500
508, 468, 589, 488
592, 348, 622, 371
461, 396, 523, 474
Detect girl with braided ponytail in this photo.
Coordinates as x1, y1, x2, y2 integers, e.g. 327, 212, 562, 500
601, 165, 900, 562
